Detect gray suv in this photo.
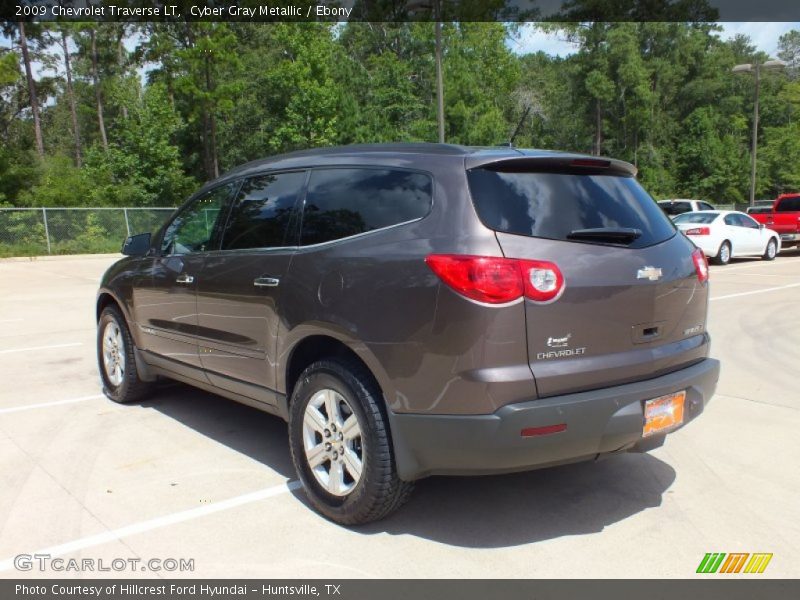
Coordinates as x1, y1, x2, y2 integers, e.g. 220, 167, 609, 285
96, 144, 720, 524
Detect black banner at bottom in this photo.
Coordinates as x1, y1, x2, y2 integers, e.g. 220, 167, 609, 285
2, 580, 799, 600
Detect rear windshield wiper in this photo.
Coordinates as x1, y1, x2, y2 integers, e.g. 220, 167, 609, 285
567, 227, 643, 244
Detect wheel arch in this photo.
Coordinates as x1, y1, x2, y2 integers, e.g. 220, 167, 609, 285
96, 290, 122, 321
283, 332, 390, 407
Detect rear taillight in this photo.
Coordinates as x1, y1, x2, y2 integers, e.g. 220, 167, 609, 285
685, 227, 710, 236
425, 254, 565, 305
522, 260, 565, 302
692, 248, 709, 284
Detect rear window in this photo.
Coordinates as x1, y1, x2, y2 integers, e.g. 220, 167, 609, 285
777, 196, 800, 212
674, 212, 718, 224
658, 201, 691, 215
467, 169, 675, 248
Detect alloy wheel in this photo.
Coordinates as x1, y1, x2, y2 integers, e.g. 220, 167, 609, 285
302, 388, 363, 496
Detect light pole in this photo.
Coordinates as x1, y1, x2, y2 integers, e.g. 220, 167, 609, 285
732, 59, 786, 206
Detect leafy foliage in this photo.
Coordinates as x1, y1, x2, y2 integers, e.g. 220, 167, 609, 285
1, 21, 799, 217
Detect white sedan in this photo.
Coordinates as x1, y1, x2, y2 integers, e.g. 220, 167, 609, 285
673, 210, 781, 265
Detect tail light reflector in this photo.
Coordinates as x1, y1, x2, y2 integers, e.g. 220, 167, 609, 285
685, 227, 710, 236
521, 424, 567, 437
425, 254, 565, 305
692, 248, 709, 284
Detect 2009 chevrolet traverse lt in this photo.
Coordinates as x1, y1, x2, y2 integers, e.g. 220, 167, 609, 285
96, 144, 720, 524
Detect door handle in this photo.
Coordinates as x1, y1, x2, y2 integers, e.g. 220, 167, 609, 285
175, 274, 194, 284
253, 277, 280, 288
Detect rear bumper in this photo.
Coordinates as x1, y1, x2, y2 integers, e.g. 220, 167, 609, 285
389, 358, 720, 481
779, 232, 800, 244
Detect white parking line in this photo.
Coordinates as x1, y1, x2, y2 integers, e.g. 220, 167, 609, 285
0, 342, 83, 355
710, 282, 800, 301
0, 394, 104, 415
712, 257, 800, 273
0, 480, 302, 572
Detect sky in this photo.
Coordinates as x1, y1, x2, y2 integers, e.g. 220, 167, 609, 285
510, 22, 800, 57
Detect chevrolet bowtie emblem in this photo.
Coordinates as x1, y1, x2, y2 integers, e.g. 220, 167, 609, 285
637, 266, 663, 281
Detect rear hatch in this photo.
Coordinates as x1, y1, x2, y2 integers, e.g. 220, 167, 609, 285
466, 156, 710, 398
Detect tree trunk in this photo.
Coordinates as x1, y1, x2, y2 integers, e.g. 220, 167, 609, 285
90, 28, 108, 151
204, 51, 219, 179
116, 32, 128, 120
201, 105, 213, 179
594, 100, 603, 156
19, 23, 44, 158
61, 30, 82, 167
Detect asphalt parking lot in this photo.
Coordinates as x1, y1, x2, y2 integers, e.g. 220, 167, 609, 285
0, 251, 799, 579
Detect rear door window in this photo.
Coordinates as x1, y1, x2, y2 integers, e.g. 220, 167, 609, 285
467, 169, 675, 248
300, 168, 432, 246
220, 171, 306, 250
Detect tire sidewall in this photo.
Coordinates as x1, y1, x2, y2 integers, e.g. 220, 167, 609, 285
718, 241, 731, 265
765, 239, 777, 260
288, 362, 380, 522
97, 307, 135, 402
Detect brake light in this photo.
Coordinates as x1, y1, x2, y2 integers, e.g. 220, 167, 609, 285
570, 158, 610, 168
685, 227, 710, 236
425, 254, 565, 304
692, 248, 709, 284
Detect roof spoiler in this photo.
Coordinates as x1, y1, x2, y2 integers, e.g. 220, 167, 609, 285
464, 155, 637, 177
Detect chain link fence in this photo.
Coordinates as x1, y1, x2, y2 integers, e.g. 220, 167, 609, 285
0, 207, 176, 257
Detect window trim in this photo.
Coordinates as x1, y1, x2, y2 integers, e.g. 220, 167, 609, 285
296, 165, 435, 249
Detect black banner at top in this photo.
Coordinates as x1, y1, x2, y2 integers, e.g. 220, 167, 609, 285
4, 0, 800, 23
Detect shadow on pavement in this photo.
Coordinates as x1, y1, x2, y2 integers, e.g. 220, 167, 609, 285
137, 381, 676, 549
357, 452, 675, 548
136, 380, 295, 479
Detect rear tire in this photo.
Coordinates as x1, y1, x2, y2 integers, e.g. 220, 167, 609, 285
97, 306, 150, 403
288, 358, 414, 525
713, 241, 731, 265
763, 238, 777, 261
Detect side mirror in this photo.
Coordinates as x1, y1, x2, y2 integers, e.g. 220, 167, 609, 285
759, 223, 765, 230
121, 232, 152, 257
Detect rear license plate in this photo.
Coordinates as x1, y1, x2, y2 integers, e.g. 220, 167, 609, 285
643, 391, 685, 437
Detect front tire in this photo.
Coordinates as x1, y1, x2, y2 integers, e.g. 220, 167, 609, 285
288, 358, 413, 525
763, 238, 778, 261
97, 306, 150, 403
713, 241, 731, 265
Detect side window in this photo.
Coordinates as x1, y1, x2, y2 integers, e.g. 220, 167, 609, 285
777, 197, 800, 211
723, 214, 738, 226
161, 183, 235, 255
300, 168, 433, 246
220, 171, 306, 250
740, 214, 759, 229
699, 202, 715, 211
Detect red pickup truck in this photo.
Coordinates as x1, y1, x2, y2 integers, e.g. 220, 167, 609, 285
751, 193, 800, 248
